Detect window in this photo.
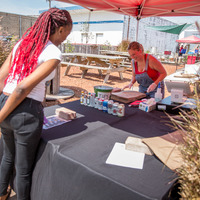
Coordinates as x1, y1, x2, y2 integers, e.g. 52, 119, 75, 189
81, 33, 88, 43
96, 33, 103, 44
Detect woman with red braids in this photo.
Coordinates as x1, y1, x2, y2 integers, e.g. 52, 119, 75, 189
0, 8, 72, 200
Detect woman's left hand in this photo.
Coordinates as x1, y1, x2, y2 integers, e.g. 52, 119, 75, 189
147, 82, 157, 93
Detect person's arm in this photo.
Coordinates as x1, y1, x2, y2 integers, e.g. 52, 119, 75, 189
147, 55, 167, 93
0, 53, 12, 94
0, 59, 60, 123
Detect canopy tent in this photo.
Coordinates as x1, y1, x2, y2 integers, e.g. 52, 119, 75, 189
56, 0, 200, 18
146, 23, 192, 35
176, 35, 200, 44
56, 0, 200, 40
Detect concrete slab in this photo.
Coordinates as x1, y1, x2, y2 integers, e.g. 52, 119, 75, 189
46, 87, 74, 101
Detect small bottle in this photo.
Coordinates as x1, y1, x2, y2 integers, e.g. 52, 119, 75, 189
94, 97, 99, 109
87, 92, 91, 106
117, 104, 125, 117
107, 100, 114, 114
155, 82, 162, 102
98, 98, 104, 110
102, 100, 108, 113
80, 91, 84, 105
89, 93, 95, 107
84, 92, 88, 105
112, 102, 119, 115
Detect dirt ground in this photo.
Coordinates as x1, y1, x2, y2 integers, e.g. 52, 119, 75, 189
45, 63, 184, 107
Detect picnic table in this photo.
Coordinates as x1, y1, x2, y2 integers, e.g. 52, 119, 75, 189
100, 50, 131, 65
100, 50, 130, 57
61, 53, 129, 83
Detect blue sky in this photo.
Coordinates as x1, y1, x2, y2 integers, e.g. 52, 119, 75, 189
0, 0, 200, 24
0, 0, 73, 15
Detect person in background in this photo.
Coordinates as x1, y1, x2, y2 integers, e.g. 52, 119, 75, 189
0, 8, 72, 200
195, 45, 199, 54
181, 45, 187, 55
122, 41, 167, 98
175, 43, 180, 64
179, 44, 184, 56
176, 43, 180, 55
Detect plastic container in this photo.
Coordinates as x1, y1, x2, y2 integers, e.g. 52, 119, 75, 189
154, 82, 162, 102
94, 85, 113, 100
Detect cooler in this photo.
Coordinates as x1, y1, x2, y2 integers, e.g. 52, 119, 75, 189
187, 56, 196, 64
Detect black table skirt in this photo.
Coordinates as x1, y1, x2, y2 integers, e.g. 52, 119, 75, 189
1, 100, 177, 200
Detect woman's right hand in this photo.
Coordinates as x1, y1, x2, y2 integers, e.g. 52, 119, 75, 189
122, 82, 133, 91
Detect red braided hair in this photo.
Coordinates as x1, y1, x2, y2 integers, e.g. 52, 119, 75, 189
6, 8, 72, 83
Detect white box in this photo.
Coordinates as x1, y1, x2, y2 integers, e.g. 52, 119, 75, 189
184, 64, 200, 75
171, 89, 184, 103
139, 102, 156, 112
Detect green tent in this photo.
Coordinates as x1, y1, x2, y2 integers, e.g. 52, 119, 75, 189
147, 23, 192, 35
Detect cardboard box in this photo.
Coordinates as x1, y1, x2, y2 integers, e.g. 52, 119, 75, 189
139, 102, 156, 112
55, 107, 76, 120
125, 137, 153, 155
184, 64, 200, 75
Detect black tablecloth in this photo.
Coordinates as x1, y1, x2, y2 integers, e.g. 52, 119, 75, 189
1, 100, 177, 200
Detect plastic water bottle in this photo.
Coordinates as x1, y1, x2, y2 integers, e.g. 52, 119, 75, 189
80, 91, 84, 105
154, 82, 162, 102
90, 93, 95, 107
87, 93, 91, 106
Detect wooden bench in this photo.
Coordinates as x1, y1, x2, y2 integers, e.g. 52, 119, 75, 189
61, 61, 125, 83
112, 63, 132, 70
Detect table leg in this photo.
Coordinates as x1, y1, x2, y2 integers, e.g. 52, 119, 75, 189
98, 69, 102, 75
118, 71, 123, 80
81, 69, 88, 78
103, 72, 110, 83
116, 61, 123, 80
64, 66, 71, 76
80, 59, 91, 78
64, 57, 75, 76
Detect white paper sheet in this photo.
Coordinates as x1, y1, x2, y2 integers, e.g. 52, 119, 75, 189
106, 142, 145, 169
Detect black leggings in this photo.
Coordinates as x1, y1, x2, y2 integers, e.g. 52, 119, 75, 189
0, 93, 44, 200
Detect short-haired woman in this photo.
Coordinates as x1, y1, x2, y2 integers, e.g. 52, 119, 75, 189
123, 41, 167, 98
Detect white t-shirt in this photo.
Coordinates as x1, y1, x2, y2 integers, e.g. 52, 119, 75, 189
3, 40, 62, 102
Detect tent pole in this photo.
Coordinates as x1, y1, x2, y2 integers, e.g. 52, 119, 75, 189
136, 19, 139, 41
127, 16, 130, 40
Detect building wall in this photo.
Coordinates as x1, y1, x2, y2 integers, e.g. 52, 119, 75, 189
67, 7, 179, 54
0, 8, 180, 54
123, 15, 179, 54
0, 12, 37, 39
67, 9, 124, 46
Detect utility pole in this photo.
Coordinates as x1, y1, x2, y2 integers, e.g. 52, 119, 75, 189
19, 15, 22, 39
49, 0, 51, 8
47, 0, 51, 8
